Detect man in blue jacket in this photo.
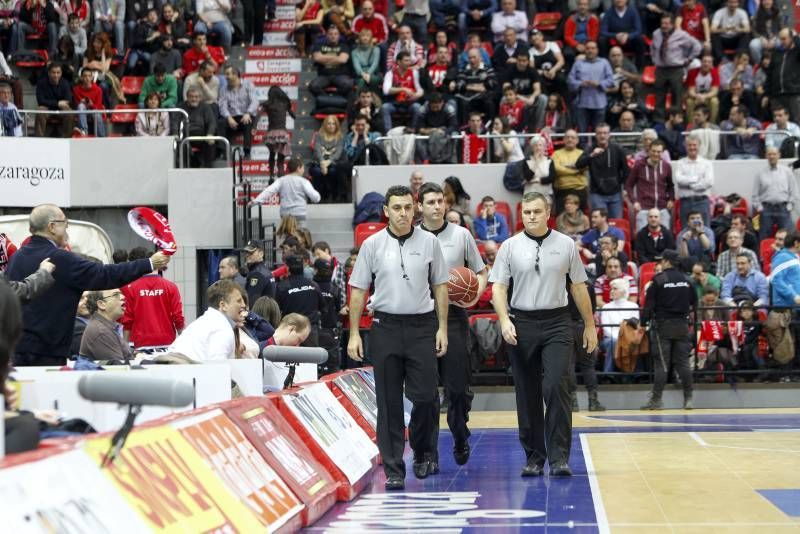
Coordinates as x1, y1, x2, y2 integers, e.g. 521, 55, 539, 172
771, 231, 800, 309
473, 196, 509, 243
599, 0, 645, 69
6, 204, 171, 366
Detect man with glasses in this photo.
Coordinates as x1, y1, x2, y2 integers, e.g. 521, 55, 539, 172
6, 204, 171, 366
490, 191, 597, 477
79, 288, 132, 362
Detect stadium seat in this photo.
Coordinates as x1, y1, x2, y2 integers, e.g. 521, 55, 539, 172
14, 49, 48, 68
110, 104, 138, 123
638, 261, 657, 307
672, 198, 682, 234
645, 93, 672, 112
608, 218, 631, 245
642, 65, 656, 85
121, 76, 145, 96
532, 12, 562, 32
760, 238, 775, 275
354, 222, 386, 247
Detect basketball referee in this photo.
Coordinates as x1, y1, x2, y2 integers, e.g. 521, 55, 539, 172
418, 182, 488, 470
490, 192, 598, 477
348, 185, 451, 490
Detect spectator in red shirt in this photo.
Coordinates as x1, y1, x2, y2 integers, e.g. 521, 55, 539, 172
72, 67, 106, 136
120, 246, 185, 350
498, 85, 525, 130
685, 53, 720, 123
181, 31, 224, 76
593, 256, 638, 307
563, 0, 600, 64
676, 0, 711, 49
352, 0, 388, 45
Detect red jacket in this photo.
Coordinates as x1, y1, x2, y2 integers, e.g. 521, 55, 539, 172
352, 13, 388, 44
73, 83, 104, 111
182, 46, 225, 74
120, 274, 185, 348
564, 14, 600, 50
625, 158, 674, 211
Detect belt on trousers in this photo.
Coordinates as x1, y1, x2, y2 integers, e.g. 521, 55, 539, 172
511, 306, 569, 320
373, 311, 436, 322
682, 195, 708, 201
763, 201, 787, 207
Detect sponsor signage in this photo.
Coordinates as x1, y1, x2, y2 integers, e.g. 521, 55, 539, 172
0, 138, 70, 207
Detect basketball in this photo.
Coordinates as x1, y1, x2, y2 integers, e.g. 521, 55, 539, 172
448, 267, 479, 305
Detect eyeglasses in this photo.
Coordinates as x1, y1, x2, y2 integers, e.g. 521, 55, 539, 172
100, 291, 124, 300
49, 219, 69, 227
534, 243, 541, 274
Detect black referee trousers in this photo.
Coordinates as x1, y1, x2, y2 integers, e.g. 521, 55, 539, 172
568, 319, 599, 394
370, 311, 439, 478
510, 307, 574, 467
650, 318, 693, 399
431, 306, 473, 456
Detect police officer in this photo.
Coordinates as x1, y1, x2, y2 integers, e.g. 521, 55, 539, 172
313, 257, 342, 375
490, 192, 597, 478
567, 278, 606, 412
641, 249, 697, 410
418, 182, 488, 469
241, 239, 276, 306
275, 255, 325, 347
348, 185, 450, 490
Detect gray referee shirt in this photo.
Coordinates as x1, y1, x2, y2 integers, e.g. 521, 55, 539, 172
489, 229, 588, 311
349, 228, 450, 314
420, 221, 486, 273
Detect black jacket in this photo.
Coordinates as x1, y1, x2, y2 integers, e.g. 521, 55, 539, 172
314, 278, 340, 329
275, 274, 325, 327
642, 267, 697, 324
575, 142, 629, 195
6, 236, 152, 361
245, 262, 276, 306
36, 76, 73, 110
766, 37, 800, 97
181, 102, 216, 136
634, 225, 676, 264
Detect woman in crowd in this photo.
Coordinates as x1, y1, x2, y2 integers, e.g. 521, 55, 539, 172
135, 92, 170, 136
310, 114, 345, 202
252, 296, 282, 329
262, 86, 294, 179
599, 278, 640, 373
83, 32, 124, 103
607, 80, 646, 129
490, 116, 524, 163
556, 193, 590, 239
294, 0, 323, 56
521, 135, 555, 201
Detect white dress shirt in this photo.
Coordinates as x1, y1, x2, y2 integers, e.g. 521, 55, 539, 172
168, 307, 234, 361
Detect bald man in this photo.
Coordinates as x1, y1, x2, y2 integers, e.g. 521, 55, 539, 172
6, 204, 170, 366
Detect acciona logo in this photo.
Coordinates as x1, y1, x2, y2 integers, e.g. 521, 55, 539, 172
0, 166, 66, 186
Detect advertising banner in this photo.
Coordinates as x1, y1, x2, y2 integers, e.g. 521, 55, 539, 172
0, 138, 70, 207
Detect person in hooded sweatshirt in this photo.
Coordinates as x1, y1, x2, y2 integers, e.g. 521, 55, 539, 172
574, 122, 629, 219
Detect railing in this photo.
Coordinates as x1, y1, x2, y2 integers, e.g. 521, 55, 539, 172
9, 107, 190, 138
178, 135, 231, 168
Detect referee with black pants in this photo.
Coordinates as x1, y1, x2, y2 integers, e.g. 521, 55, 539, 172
490, 192, 598, 477
348, 185, 451, 490
418, 182, 488, 470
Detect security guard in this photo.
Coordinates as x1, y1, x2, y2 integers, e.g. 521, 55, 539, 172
418, 182, 488, 470
641, 249, 697, 410
348, 185, 450, 490
490, 191, 597, 478
567, 278, 605, 412
241, 239, 276, 306
313, 258, 342, 375
275, 255, 325, 347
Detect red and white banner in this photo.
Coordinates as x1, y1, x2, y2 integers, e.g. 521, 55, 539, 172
244, 72, 300, 87
245, 59, 302, 74
264, 18, 296, 32
247, 47, 298, 59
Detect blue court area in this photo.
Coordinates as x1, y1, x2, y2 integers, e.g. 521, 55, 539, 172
307, 410, 800, 532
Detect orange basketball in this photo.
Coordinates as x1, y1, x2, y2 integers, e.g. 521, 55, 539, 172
448, 267, 479, 305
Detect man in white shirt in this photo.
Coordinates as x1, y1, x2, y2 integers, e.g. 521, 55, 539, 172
674, 134, 714, 226
166, 279, 245, 361
710, 0, 750, 61
764, 106, 800, 152
249, 156, 321, 222
490, 0, 528, 43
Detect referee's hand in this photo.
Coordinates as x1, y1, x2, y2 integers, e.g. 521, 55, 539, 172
435, 328, 448, 357
500, 318, 517, 346
348, 334, 364, 362
583, 324, 598, 353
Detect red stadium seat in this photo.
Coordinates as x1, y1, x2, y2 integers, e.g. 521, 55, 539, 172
672, 198, 682, 234
638, 262, 658, 307
532, 12, 562, 32
642, 65, 656, 85
354, 222, 386, 247
645, 93, 672, 112
121, 76, 145, 96
110, 104, 138, 123
760, 238, 775, 275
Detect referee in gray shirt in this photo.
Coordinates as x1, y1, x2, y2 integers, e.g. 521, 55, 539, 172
418, 182, 488, 470
348, 185, 451, 490
490, 191, 598, 477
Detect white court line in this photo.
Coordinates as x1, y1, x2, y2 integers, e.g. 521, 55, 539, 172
580, 433, 610, 534
689, 431, 800, 453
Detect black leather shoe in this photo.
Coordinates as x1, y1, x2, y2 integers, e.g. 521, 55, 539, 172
550, 462, 573, 477
521, 461, 544, 477
413, 453, 433, 479
429, 452, 440, 474
385, 476, 405, 490
453, 441, 470, 466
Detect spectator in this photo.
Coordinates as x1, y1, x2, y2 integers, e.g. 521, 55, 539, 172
455, 47, 498, 124
493, 27, 529, 80
593, 233, 630, 276
159, 3, 189, 50
563, 0, 600, 64
180, 87, 217, 167
520, 136, 555, 201
724, 214, 759, 253
674, 134, 714, 225
276, 255, 325, 346
719, 51, 755, 93
634, 128, 672, 163
716, 228, 760, 278
474, 195, 509, 242
489, 116, 523, 163
386, 24, 425, 71
607, 80, 646, 129
443, 176, 472, 225
719, 78, 757, 122
294, 0, 323, 56
720, 104, 762, 159
344, 113, 380, 161
352, 0, 387, 45
497, 86, 525, 131
35, 63, 73, 138
218, 65, 258, 158
13, 0, 58, 56
634, 208, 676, 262
567, 41, 615, 134
93, 0, 126, 53
770, 230, 800, 308
599, 0, 645, 69
598, 277, 639, 373
0, 1, 14, 54
607, 45, 640, 94
381, 50, 423, 132
676, 0, 710, 48
51, 36, 79, 84
678, 209, 715, 263
580, 208, 626, 261
182, 31, 225, 75
139, 64, 178, 108
556, 193, 590, 239
752, 147, 796, 239
150, 35, 183, 77
612, 110, 642, 156
218, 254, 247, 289
0, 81, 22, 137
309, 25, 353, 100
311, 241, 346, 309
251, 156, 321, 222
241, 239, 277, 305
183, 60, 220, 107
426, 30, 457, 66
552, 129, 589, 213
458, 0, 496, 39
749, 0, 780, 64
352, 28, 381, 92
127, 7, 161, 71
721, 253, 769, 305
685, 53, 720, 124
59, 13, 87, 57
576, 123, 629, 218
501, 51, 546, 131
240, 0, 268, 47
651, 13, 702, 124
765, 105, 800, 152
310, 114, 346, 201
346, 88, 382, 134
194, 0, 232, 51
412, 91, 458, 164
710, 0, 750, 60
6, 204, 169, 366
79, 289, 131, 361
120, 246, 184, 350
766, 29, 800, 123
594, 256, 638, 307
458, 33, 494, 70
73, 67, 106, 137
0, 51, 22, 108
541, 93, 570, 134
690, 260, 721, 300
166, 279, 245, 361
687, 104, 721, 160
55, 0, 91, 29
626, 139, 674, 231
490, 0, 526, 43
654, 107, 687, 158
640, 0, 675, 36
529, 29, 566, 96
698, 284, 729, 321
112, 249, 129, 264
425, 46, 458, 104
252, 296, 282, 329
398, 0, 430, 47
70, 291, 90, 356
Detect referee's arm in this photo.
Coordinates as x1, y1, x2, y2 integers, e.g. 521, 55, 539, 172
347, 287, 368, 361
433, 282, 449, 356
569, 282, 598, 353
491, 283, 517, 346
